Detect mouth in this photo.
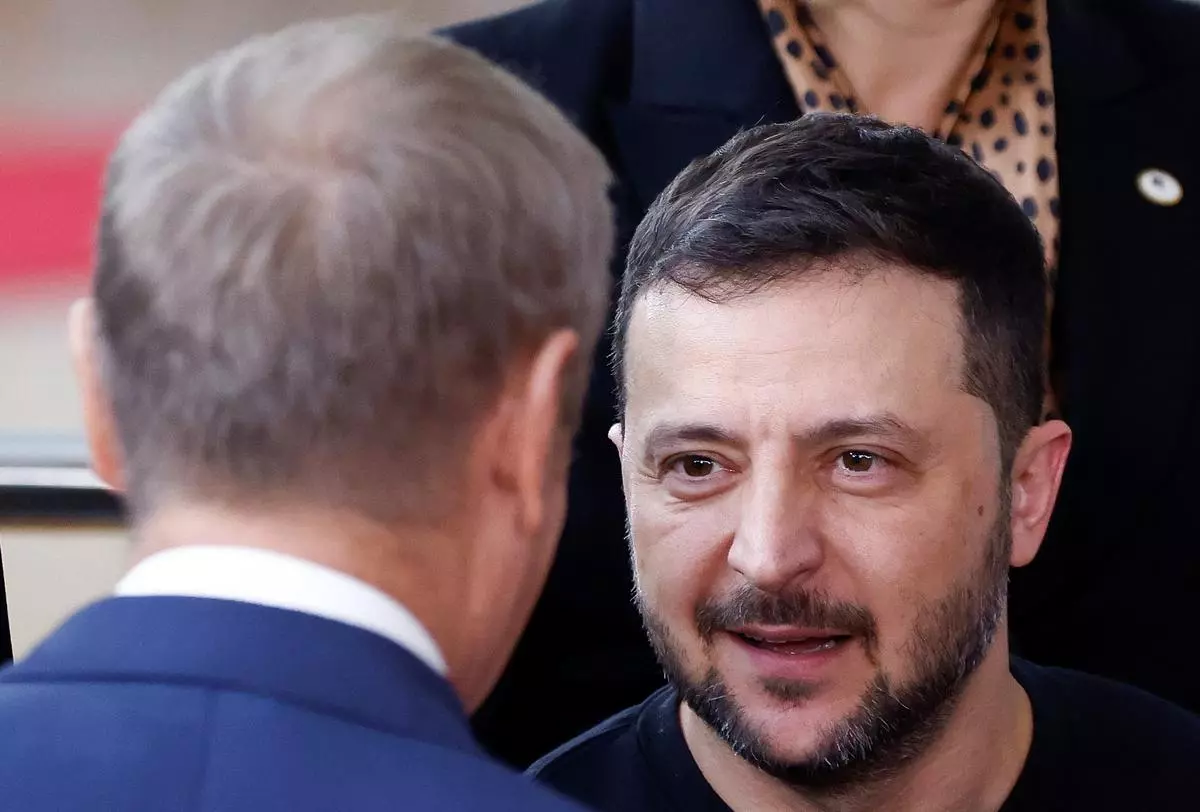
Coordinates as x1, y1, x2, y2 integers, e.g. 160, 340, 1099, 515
729, 627, 854, 657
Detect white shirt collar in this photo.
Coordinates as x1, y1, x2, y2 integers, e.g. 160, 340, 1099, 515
114, 545, 447, 675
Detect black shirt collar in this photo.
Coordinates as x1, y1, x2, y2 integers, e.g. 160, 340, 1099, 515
631, 660, 1059, 811
635, 686, 732, 811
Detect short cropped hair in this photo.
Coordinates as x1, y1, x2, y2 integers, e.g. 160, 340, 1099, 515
95, 17, 614, 519
614, 113, 1046, 464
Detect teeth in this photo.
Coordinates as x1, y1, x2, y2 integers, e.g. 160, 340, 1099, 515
744, 635, 837, 647
740, 634, 843, 651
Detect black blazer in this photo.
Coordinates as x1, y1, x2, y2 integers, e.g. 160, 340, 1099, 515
448, 0, 1200, 766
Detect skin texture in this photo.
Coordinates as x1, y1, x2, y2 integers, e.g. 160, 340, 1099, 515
613, 265, 1070, 811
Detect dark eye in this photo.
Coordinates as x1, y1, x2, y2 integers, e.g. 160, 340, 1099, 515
672, 456, 720, 478
839, 450, 877, 473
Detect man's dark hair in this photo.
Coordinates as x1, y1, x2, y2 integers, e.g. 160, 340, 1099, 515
613, 113, 1047, 464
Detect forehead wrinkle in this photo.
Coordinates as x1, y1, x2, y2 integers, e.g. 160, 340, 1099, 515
638, 268, 964, 360
624, 269, 977, 443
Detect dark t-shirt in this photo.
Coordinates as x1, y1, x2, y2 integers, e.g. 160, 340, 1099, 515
529, 659, 1200, 811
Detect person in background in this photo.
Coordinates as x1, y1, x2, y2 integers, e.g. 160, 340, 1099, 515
447, 0, 1200, 766
0, 17, 612, 812
532, 113, 1200, 812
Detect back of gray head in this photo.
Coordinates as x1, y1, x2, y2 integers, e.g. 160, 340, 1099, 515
94, 16, 615, 519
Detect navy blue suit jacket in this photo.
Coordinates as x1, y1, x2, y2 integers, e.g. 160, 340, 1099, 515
0, 596, 589, 811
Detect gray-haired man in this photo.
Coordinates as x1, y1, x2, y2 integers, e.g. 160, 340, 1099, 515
0, 16, 612, 812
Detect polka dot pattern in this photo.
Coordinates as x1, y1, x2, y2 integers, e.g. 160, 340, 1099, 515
759, 0, 1062, 417
766, 9, 786, 35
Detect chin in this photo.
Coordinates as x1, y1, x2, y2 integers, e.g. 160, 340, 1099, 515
729, 674, 870, 751
685, 659, 856, 730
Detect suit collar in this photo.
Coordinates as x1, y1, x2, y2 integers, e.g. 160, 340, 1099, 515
627, 0, 796, 115
611, 1, 800, 211
3, 597, 477, 753
115, 546, 447, 676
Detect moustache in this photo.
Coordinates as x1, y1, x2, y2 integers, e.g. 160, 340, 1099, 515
695, 583, 878, 645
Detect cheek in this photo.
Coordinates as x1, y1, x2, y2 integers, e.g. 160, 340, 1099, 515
628, 487, 735, 622
832, 469, 991, 570
821, 482, 992, 646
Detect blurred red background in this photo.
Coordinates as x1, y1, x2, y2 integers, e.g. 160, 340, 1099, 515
0, 126, 122, 285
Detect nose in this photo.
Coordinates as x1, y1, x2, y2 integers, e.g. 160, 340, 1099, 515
726, 468, 825, 593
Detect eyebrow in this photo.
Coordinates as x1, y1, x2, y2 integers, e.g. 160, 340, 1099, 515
637, 414, 928, 463
639, 423, 742, 466
803, 415, 927, 451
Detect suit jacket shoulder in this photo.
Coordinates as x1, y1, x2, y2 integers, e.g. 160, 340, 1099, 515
0, 597, 588, 811
443, 0, 633, 134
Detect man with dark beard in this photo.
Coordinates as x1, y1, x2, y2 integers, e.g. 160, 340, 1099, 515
527, 114, 1200, 811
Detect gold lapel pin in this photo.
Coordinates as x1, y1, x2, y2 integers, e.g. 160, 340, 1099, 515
1137, 168, 1183, 207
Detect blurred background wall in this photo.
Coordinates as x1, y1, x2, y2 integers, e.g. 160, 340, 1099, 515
0, 0, 527, 434
0, 0, 527, 657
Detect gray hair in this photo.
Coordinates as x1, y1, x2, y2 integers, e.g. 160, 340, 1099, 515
94, 16, 614, 519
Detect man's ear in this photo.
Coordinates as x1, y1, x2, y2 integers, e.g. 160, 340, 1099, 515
68, 299, 125, 492
1009, 419, 1072, 568
608, 423, 624, 451
503, 329, 580, 535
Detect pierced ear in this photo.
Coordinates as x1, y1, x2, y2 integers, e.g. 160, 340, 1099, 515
1009, 419, 1072, 568
69, 299, 125, 492
508, 329, 580, 535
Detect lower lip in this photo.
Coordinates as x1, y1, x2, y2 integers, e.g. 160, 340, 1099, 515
724, 632, 852, 681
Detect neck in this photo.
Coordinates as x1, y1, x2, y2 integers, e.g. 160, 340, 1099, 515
130, 502, 488, 703
809, 0, 999, 33
806, 0, 1002, 132
682, 637, 1032, 812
